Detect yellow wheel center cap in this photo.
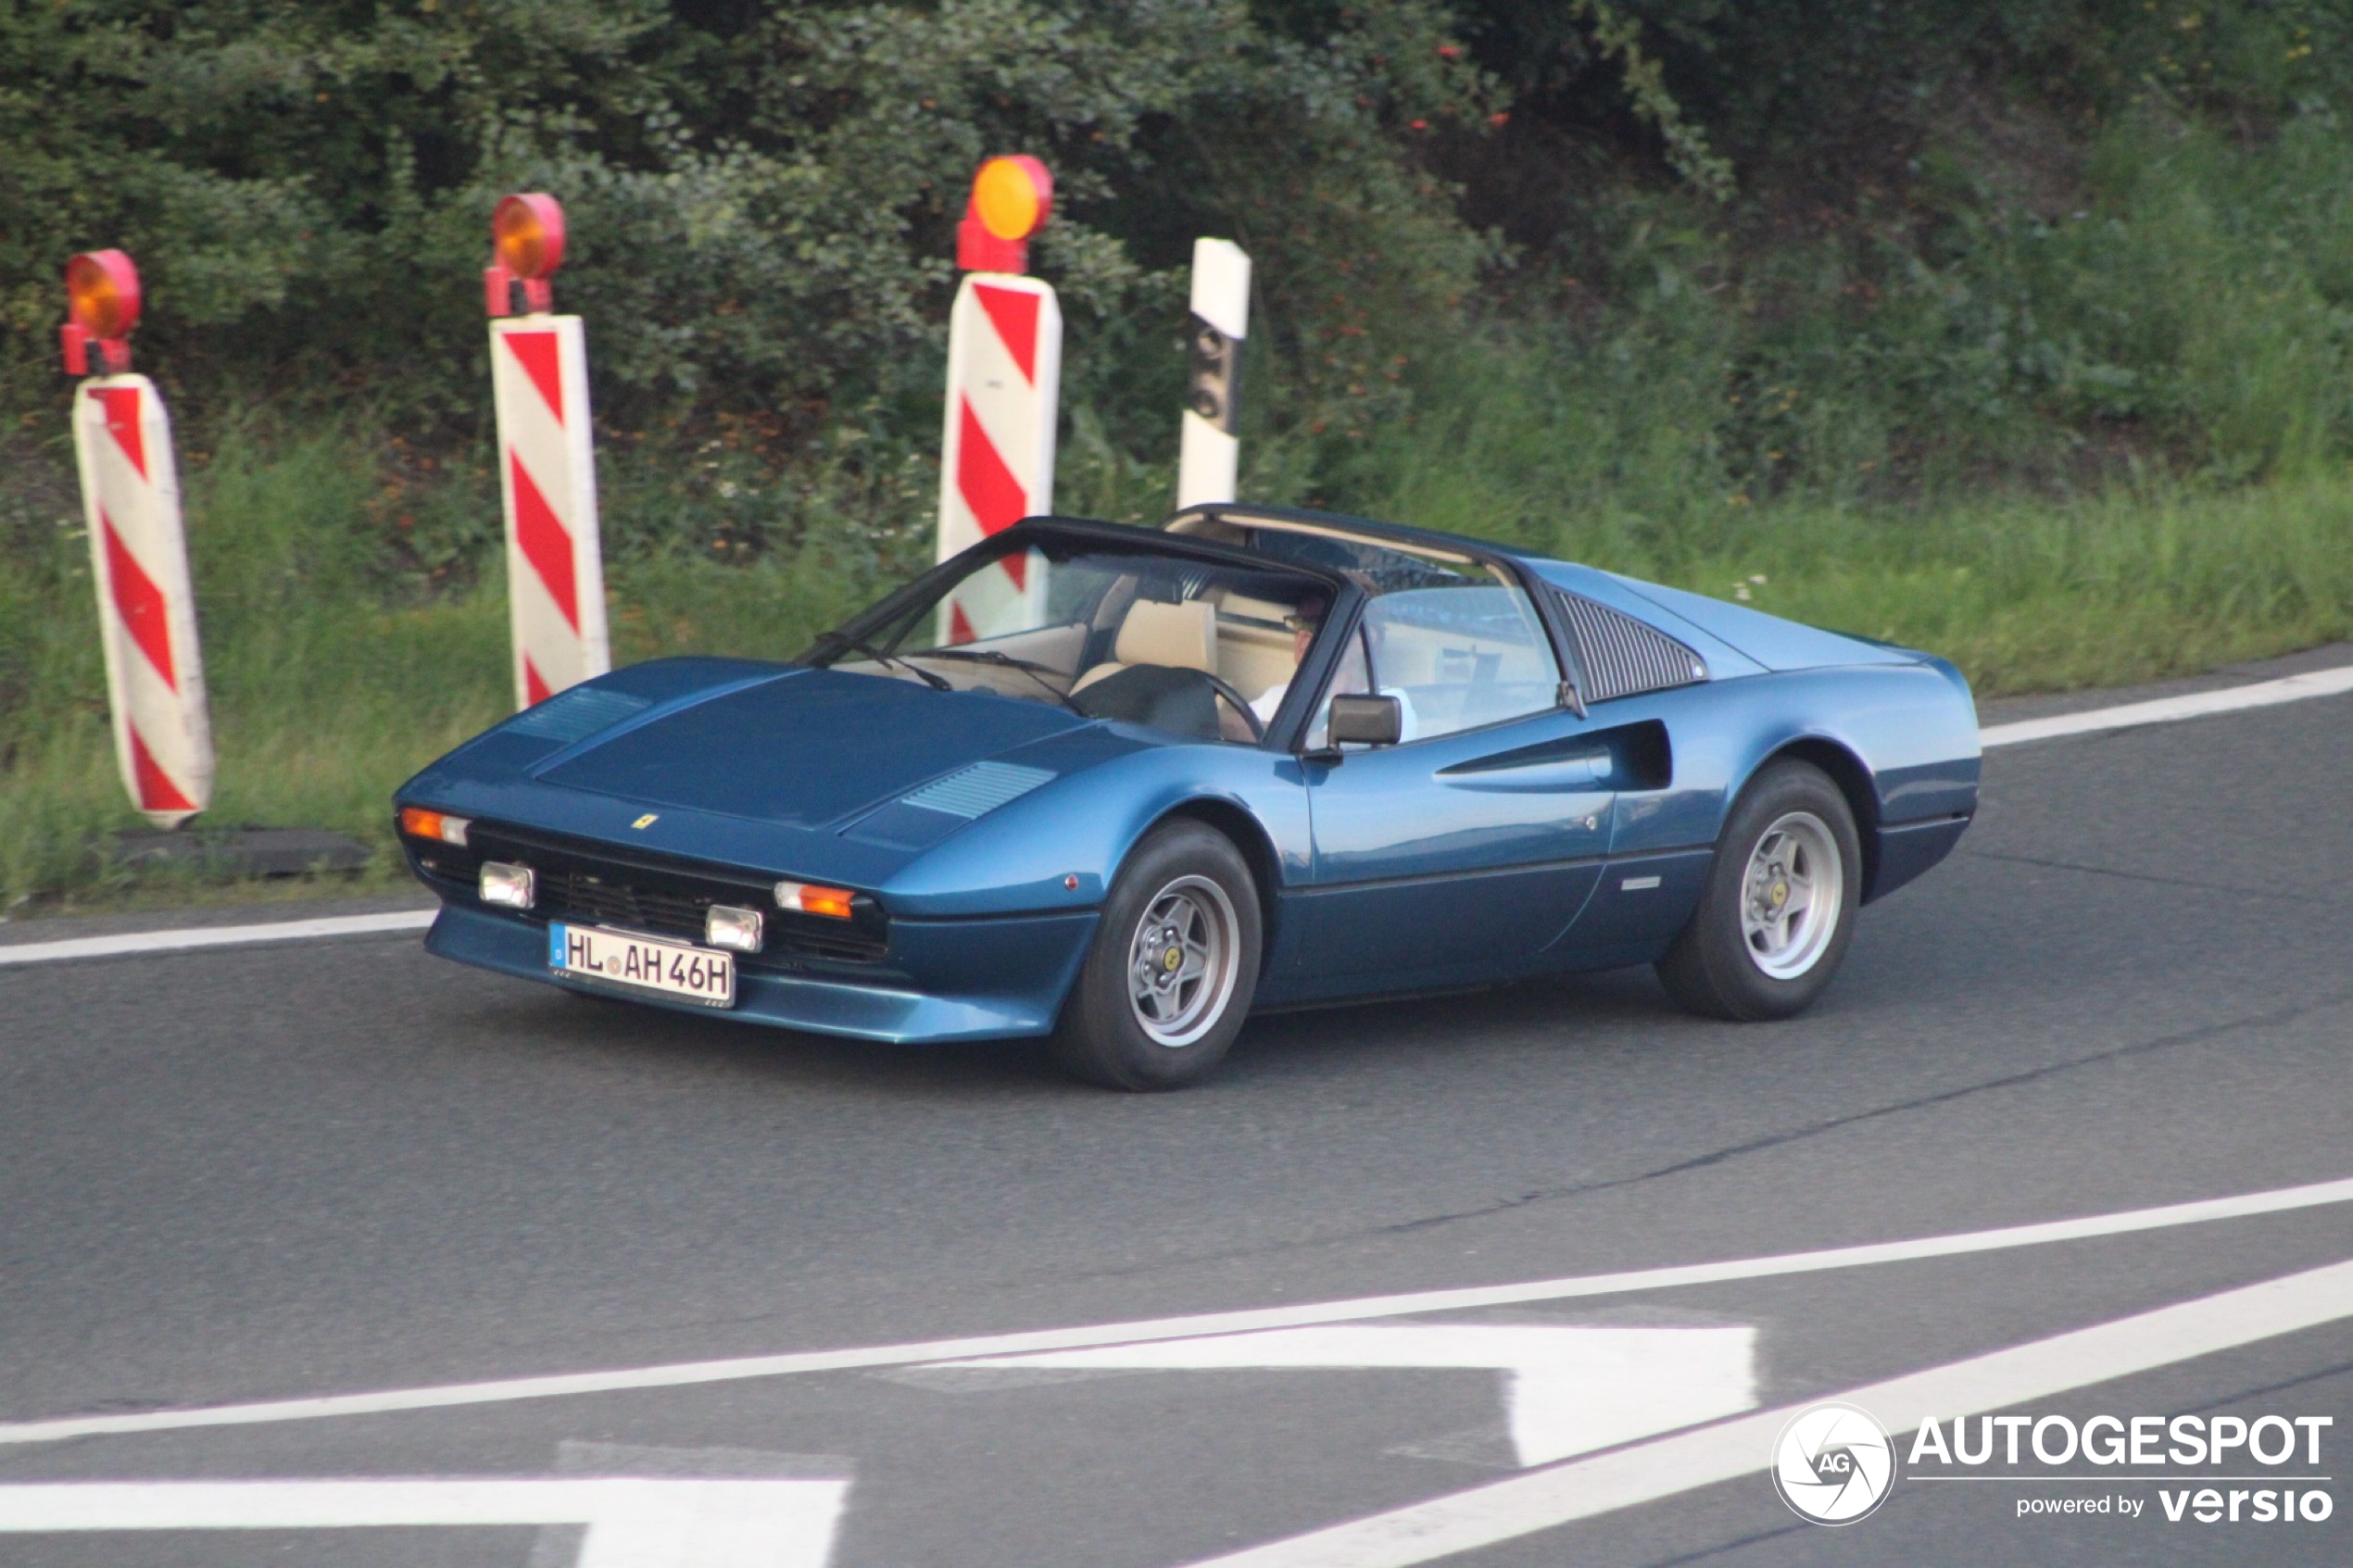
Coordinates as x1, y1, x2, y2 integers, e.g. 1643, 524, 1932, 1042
1770, 881, 1789, 907
1163, 947, 1183, 972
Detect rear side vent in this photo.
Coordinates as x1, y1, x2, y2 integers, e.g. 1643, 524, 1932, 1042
1554, 592, 1707, 704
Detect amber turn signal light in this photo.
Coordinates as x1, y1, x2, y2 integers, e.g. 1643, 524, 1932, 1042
774, 880, 856, 920
399, 807, 472, 846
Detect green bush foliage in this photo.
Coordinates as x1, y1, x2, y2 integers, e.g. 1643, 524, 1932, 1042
6, 1, 2351, 513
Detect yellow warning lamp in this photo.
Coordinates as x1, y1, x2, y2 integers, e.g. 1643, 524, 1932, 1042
957, 156, 1053, 274
484, 193, 568, 317
60, 250, 142, 376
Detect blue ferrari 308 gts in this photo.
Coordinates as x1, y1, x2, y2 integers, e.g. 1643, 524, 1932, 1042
396, 505, 1981, 1087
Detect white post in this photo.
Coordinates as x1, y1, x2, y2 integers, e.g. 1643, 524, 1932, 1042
488, 312, 609, 709
1176, 238, 1251, 509
71, 374, 213, 827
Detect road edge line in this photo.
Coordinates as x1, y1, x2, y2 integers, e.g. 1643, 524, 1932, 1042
0, 910, 435, 968
1980, 663, 2353, 748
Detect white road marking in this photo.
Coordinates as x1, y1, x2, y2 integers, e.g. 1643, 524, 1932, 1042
0, 1175, 2344, 1449
1170, 1257, 2353, 1568
1979, 662, 2353, 748
0, 909, 434, 968
0, 1475, 849, 1568
940, 1323, 1755, 1467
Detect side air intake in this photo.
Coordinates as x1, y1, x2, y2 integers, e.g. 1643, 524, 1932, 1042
1554, 592, 1708, 703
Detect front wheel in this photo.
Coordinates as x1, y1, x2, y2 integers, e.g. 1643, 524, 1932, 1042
1655, 760, 1862, 1021
1051, 821, 1261, 1090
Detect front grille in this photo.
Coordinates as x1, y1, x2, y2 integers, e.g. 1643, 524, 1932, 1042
774, 922, 890, 963
1554, 591, 1708, 703
449, 822, 890, 968
541, 870, 709, 944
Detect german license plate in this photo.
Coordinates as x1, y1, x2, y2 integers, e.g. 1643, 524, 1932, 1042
549, 922, 735, 1007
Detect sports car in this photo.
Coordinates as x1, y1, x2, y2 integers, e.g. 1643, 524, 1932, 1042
395, 505, 1980, 1088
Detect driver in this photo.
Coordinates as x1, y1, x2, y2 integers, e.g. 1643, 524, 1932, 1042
1250, 591, 1329, 724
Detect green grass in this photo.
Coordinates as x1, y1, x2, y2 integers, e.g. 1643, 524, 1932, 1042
1383, 445, 2353, 695
4, 417, 2351, 913
0, 424, 898, 912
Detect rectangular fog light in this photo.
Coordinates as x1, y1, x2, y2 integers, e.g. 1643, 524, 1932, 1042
479, 861, 535, 910
705, 904, 764, 953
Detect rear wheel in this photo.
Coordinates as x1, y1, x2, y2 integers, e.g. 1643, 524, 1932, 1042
1052, 821, 1261, 1090
1655, 760, 1862, 1021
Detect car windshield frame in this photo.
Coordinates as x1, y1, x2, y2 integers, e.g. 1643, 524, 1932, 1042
800, 518, 1360, 750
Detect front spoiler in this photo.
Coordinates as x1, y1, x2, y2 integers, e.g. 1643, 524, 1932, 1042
425, 902, 1098, 1044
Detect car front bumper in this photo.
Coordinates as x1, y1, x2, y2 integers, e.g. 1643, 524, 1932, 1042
425, 901, 1100, 1044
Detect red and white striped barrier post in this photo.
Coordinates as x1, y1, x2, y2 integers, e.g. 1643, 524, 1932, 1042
61, 251, 215, 828
937, 157, 1063, 644
484, 194, 610, 709
1176, 238, 1251, 509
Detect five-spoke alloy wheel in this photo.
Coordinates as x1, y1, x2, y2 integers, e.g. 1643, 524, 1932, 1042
1656, 759, 1863, 1021
1125, 874, 1242, 1047
1738, 810, 1844, 981
1055, 821, 1262, 1089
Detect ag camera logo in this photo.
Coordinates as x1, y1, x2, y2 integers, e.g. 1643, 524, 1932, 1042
1772, 1402, 1897, 1524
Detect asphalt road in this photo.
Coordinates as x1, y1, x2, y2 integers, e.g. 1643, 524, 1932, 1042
1, 655, 2348, 1566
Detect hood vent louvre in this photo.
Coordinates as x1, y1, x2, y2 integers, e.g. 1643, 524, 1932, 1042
899, 760, 1055, 820
1554, 592, 1707, 703
506, 685, 652, 744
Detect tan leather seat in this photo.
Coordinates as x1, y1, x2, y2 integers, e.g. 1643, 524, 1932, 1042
1072, 599, 1218, 693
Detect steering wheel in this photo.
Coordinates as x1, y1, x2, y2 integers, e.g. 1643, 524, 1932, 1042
1201, 671, 1266, 743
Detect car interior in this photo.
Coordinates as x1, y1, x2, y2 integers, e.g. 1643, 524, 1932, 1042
824, 517, 1561, 746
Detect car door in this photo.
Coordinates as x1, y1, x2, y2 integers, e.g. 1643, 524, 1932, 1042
1294, 581, 1614, 994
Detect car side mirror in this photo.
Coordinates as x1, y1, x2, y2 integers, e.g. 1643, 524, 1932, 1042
1327, 694, 1403, 747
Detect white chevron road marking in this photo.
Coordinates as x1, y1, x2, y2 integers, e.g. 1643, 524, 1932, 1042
0, 1475, 849, 1568
1167, 1257, 2353, 1568
938, 1323, 1756, 1468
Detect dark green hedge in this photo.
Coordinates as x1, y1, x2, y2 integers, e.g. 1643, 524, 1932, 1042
5, 0, 2348, 521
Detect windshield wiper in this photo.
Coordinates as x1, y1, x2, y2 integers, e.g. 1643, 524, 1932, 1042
807, 629, 953, 692
916, 647, 1082, 712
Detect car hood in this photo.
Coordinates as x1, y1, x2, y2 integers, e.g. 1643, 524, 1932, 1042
534, 667, 1090, 828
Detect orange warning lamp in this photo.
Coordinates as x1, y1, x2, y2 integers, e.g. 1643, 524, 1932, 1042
485, 193, 567, 317
60, 250, 142, 376
958, 157, 1052, 274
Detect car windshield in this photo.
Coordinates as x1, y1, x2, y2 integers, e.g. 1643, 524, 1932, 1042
805, 533, 1335, 745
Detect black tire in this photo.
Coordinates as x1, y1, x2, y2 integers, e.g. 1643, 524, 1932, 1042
1051, 820, 1262, 1090
1655, 759, 1863, 1022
